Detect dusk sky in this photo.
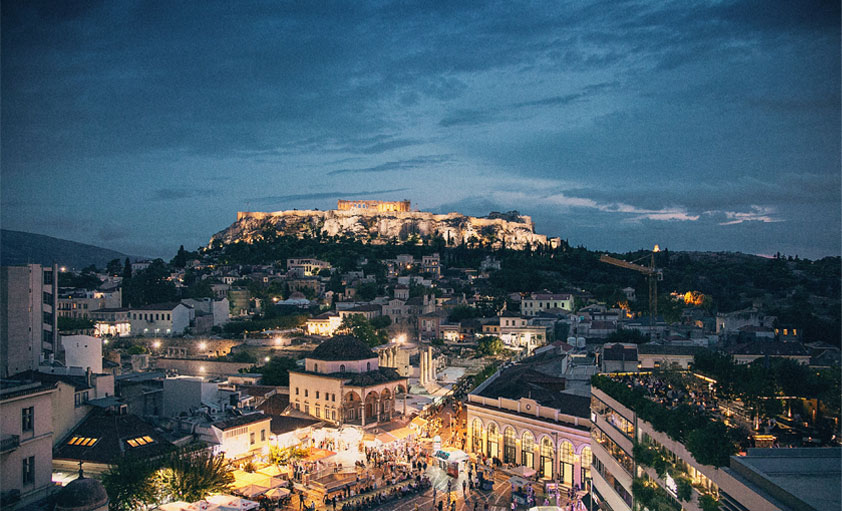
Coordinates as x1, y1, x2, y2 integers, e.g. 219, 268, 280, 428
2, 1, 839, 260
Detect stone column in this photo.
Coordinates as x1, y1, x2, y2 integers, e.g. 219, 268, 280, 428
574, 458, 582, 489
419, 352, 426, 385
428, 347, 435, 383
361, 389, 366, 426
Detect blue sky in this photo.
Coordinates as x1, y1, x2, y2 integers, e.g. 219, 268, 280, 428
2, 1, 839, 259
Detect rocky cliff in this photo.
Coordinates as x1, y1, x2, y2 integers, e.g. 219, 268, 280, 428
209, 209, 559, 250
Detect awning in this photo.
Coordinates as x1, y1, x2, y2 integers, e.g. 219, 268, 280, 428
263, 488, 291, 500
158, 502, 191, 511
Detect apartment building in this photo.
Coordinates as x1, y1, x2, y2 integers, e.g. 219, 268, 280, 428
1, 264, 59, 377
0, 380, 57, 509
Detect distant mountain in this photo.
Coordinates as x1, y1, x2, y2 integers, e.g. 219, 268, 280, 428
0, 229, 141, 270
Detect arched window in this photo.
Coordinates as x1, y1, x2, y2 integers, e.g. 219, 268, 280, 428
581, 446, 592, 483
340, 364, 346, 372
366, 362, 371, 371
472, 419, 483, 453
540, 437, 554, 479
503, 427, 516, 464
559, 441, 575, 485
314, 363, 318, 372
522, 431, 534, 468
487, 423, 499, 459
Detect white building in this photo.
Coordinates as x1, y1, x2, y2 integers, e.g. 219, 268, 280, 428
90, 308, 131, 338
286, 258, 331, 277
128, 302, 192, 336
60, 335, 102, 373
198, 413, 273, 459
521, 293, 573, 317
1, 264, 59, 377
181, 297, 230, 326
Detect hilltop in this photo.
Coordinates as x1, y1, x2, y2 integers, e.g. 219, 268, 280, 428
0, 229, 138, 269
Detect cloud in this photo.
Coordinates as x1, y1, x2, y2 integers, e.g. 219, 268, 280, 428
249, 188, 409, 204
327, 155, 451, 175
149, 188, 216, 201
711, 206, 783, 225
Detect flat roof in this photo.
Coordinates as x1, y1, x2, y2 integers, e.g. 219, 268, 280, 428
729, 448, 841, 511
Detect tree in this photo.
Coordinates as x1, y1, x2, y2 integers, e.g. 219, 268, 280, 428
447, 305, 481, 322
605, 328, 649, 344
123, 258, 133, 279
339, 314, 387, 347
477, 336, 504, 356
106, 258, 123, 276
101, 454, 162, 511
256, 356, 299, 385
171, 245, 188, 268
370, 315, 392, 330
159, 449, 233, 502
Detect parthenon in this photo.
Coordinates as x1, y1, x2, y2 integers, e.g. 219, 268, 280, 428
337, 199, 411, 212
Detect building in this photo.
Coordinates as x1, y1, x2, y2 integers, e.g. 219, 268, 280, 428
727, 341, 811, 366
521, 293, 573, 317
128, 302, 192, 336
482, 313, 548, 351
0, 379, 57, 509
336, 199, 411, 212
466, 352, 592, 487
421, 253, 441, 276
306, 311, 342, 336
589, 372, 840, 511
181, 297, 230, 326
288, 336, 409, 426
61, 335, 102, 373
197, 413, 273, 459
90, 308, 131, 337
338, 304, 382, 322
286, 258, 331, 277
1, 264, 59, 377
56, 288, 122, 319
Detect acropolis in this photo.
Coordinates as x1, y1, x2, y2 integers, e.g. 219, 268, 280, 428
336, 199, 411, 213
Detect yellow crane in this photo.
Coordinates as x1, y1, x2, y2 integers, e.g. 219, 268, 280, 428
599, 245, 663, 324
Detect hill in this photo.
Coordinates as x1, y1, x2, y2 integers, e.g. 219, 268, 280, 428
0, 229, 139, 270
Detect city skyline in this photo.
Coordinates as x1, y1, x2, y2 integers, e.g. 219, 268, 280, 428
2, 1, 840, 259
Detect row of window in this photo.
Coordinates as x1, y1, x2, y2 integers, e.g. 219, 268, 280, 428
132, 312, 172, 321
74, 391, 89, 407
249, 429, 267, 445
295, 388, 337, 401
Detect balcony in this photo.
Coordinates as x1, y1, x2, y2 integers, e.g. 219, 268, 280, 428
1, 434, 20, 453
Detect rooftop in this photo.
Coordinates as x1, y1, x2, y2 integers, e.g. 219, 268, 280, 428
54, 410, 174, 464
309, 336, 377, 361
211, 413, 271, 430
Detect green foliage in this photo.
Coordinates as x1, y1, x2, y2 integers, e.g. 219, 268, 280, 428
632, 477, 680, 511
339, 314, 387, 348
159, 449, 233, 502
477, 336, 504, 356
698, 494, 720, 511
447, 305, 481, 322
57, 316, 94, 331
430, 338, 445, 346
222, 314, 307, 335
59, 270, 102, 290
122, 259, 178, 307
126, 344, 147, 355
470, 363, 499, 389
226, 350, 257, 363
106, 258, 123, 276
101, 454, 161, 511
591, 374, 738, 468
254, 356, 299, 386
370, 315, 392, 330
675, 476, 693, 502
355, 281, 380, 301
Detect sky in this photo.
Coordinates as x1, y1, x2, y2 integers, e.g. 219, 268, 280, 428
2, 0, 840, 260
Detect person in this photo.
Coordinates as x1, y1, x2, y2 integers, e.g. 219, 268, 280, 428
437, 500, 443, 511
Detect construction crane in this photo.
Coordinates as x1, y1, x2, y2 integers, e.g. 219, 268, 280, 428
599, 246, 663, 325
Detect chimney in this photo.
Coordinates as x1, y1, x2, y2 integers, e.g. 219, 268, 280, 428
86, 367, 93, 388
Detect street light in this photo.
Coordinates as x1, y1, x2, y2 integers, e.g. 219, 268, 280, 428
198, 342, 207, 351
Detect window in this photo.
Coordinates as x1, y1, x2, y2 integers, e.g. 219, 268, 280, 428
316, 391, 320, 399
75, 391, 89, 407
21, 407, 34, 432
68, 436, 99, 447
540, 437, 554, 479
331, 393, 336, 402
250, 432, 255, 445
522, 431, 534, 468
340, 364, 346, 372
304, 389, 308, 397
295, 387, 299, 395
503, 427, 516, 464
366, 362, 371, 371
22, 456, 35, 485
314, 363, 318, 372
261, 429, 266, 442
332, 410, 336, 420
125, 436, 154, 448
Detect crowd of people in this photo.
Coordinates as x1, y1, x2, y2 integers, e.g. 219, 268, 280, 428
617, 372, 718, 412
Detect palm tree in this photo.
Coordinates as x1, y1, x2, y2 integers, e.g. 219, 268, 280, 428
159, 449, 234, 502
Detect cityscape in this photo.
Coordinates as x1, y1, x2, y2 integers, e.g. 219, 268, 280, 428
1, 3, 840, 511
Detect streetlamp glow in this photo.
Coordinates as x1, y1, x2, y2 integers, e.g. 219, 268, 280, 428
198, 342, 207, 351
